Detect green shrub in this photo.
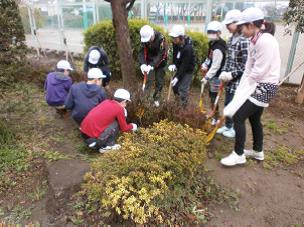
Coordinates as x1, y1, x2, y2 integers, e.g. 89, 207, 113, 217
84, 19, 208, 81
0, 0, 27, 87
80, 120, 208, 224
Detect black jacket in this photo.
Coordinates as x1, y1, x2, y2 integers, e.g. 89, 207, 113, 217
139, 31, 168, 68
173, 36, 196, 80
83, 46, 110, 74
206, 38, 227, 78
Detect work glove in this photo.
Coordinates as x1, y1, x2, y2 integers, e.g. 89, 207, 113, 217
140, 64, 147, 74
168, 64, 177, 72
201, 77, 209, 85
146, 65, 154, 74
171, 77, 179, 87
201, 63, 208, 71
219, 72, 233, 82
131, 123, 138, 132
124, 108, 127, 117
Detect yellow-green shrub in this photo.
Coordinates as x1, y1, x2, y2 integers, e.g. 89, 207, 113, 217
81, 120, 207, 224
84, 19, 209, 81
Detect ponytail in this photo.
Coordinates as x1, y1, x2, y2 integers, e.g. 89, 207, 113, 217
252, 19, 276, 35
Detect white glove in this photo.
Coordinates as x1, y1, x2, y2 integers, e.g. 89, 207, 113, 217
168, 64, 177, 72
219, 72, 233, 82
171, 77, 178, 87
124, 108, 127, 117
146, 65, 154, 74
131, 123, 138, 132
201, 77, 208, 85
140, 64, 147, 74
201, 63, 208, 71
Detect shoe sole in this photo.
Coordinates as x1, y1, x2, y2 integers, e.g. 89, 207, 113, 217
245, 156, 264, 161
220, 160, 246, 166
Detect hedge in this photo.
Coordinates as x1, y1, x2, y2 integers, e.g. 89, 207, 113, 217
80, 120, 207, 224
84, 19, 209, 81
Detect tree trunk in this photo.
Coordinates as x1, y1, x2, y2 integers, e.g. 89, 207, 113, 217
295, 74, 304, 104
110, 0, 137, 88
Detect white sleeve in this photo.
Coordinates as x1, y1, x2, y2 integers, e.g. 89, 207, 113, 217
206, 49, 223, 79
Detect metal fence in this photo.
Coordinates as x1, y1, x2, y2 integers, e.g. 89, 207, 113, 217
21, 0, 303, 84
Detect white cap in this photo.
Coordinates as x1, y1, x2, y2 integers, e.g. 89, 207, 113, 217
236, 8, 264, 25
207, 21, 223, 32
88, 49, 101, 64
140, 25, 154, 43
57, 60, 73, 71
222, 9, 241, 25
114, 89, 131, 102
87, 68, 105, 79
169, 25, 185, 37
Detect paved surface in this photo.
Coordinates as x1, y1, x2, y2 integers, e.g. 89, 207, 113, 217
25, 23, 304, 85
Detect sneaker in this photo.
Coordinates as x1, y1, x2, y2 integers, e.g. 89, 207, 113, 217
88, 142, 97, 148
244, 149, 264, 161
211, 118, 217, 126
99, 144, 121, 153
216, 126, 229, 134
154, 101, 160, 107
220, 151, 246, 166
223, 128, 236, 138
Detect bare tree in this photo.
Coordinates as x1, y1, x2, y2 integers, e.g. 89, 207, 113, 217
105, 0, 137, 88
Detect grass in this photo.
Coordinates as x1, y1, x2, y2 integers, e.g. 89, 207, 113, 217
29, 180, 48, 202
43, 151, 69, 162
1, 205, 32, 223
264, 145, 304, 169
264, 120, 290, 135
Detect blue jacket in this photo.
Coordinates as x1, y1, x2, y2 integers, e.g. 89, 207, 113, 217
44, 72, 72, 106
64, 82, 106, 124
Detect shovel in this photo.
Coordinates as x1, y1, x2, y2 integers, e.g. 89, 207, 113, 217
167, 72, 174, 101
199, 69, 207, 113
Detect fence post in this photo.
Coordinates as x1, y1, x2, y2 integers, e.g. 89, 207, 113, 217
285, 31, 300, 82
205, 0, 212, 32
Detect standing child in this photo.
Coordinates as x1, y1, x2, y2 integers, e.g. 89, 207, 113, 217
220, 8, 280, 166
44, 60, 73, 116
201, 21, 227, 125
216, 10, 250, 138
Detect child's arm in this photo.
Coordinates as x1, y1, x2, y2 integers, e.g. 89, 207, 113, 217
205, 49, 223, 79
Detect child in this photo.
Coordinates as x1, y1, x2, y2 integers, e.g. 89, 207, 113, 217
216, 10, 250, 138
80, 89, 138, 153
201, 21, 227, 125
65, 68, 106, 125
44, 60, 73, 116
220, 8, 281, 166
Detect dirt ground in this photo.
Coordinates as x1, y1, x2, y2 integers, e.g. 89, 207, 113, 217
0, 68, 303, 226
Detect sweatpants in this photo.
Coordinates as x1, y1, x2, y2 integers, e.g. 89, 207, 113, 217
233, 100, 264, 155
172, 73, 192, 107
82, 120, 119, 149
144, 67, 165, 102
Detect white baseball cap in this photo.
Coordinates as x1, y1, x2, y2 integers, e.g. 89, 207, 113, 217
222, 9, 241, 25
236, 8, 264, 25
169, 25, 185, 37
114, 89, 131, 102
207, 21, 223, 32
57, 60, 73, 71
140, 25, 154, 43
88, 49, 101, 64
87, 68, 105, 79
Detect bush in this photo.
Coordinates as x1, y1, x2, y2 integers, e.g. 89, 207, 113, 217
84, 19, 209, 82
0, 0, 27, 87
80, 120, 208, 224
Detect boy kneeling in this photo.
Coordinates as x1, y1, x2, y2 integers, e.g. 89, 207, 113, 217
80, 89, 138, 153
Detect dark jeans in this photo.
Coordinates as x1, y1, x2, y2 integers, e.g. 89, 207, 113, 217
224, 91, 235, 129
83, 121, 119, 149
172, 73, 192, 107
144, 67, 165, 101
233, 100, 264, 155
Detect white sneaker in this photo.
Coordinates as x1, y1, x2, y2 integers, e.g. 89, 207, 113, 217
244, 149, 264, 161
216, 126, 229, 134
99, 144, 121, 153
223, 128, 236, 138
220, 151, 246, 166
211, 118, 217, 126
154, 101, 160, 107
